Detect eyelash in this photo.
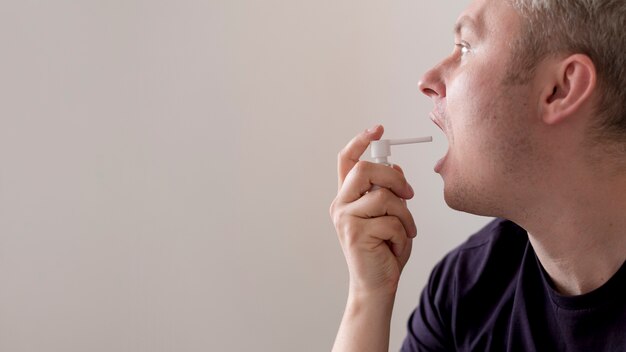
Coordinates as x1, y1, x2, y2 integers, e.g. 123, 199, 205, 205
455, 41, 471, 56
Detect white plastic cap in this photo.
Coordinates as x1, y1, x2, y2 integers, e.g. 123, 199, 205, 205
371, 140, 391, 159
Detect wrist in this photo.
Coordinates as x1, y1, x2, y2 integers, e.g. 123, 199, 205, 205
346, 288, 397, 316
348, 279, 399, 302
333, 286, 397, 352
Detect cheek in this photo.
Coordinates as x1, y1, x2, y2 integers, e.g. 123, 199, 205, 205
445, 79, 519, 176
445, 71, 498, 149
448, 64, 496, 112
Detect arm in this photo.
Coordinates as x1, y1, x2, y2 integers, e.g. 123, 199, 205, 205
333, 290, 396, 352
330, 125, 416, 352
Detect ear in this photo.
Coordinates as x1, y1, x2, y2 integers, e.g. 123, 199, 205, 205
540, 54, 597, 125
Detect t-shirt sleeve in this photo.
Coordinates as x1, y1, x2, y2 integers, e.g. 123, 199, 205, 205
400, 256, 456, 352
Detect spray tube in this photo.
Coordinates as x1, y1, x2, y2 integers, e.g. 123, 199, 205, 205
370, 136, 433, 165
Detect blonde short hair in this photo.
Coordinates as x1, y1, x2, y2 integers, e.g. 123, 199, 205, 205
506, 0, 625, 142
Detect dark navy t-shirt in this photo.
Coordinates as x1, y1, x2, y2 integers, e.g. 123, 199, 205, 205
401, 218, 626, 351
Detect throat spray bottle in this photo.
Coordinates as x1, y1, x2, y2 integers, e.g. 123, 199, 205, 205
369, 136, 433, 191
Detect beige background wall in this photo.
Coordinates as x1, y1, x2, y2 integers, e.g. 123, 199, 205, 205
0, 0, 490, 351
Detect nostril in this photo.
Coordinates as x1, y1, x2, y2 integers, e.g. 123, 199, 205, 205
421, 87, 438, 97
419, 65, 446, 98
418, 78, 439, 97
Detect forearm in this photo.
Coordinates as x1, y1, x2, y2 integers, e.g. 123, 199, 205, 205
332, 291, 396, 352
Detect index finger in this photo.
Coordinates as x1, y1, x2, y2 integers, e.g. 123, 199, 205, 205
337, 124, 384, 190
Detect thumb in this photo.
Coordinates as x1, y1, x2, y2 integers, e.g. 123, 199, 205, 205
337, 125, 384, 190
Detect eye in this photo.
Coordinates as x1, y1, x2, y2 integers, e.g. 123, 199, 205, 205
455, 41, 471, 57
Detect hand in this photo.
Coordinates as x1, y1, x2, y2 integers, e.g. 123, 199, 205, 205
330, 125, 417, 297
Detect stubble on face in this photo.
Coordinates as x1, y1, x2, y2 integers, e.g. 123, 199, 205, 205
443, 84, 537, 219
440, 0, 541, 220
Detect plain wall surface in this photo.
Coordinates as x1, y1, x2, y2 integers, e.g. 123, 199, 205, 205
0, 0, 491, 351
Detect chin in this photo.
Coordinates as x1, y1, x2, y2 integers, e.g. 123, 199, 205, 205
441, 178, 504, 218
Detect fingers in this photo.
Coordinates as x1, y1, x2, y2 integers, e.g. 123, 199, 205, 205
354, 216, 409, 258
337, 125, 384, 190
343, 188, 417, 238
338, 160, 414, 204
398, 237, 413, 266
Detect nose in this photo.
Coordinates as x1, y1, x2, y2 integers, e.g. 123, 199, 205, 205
418, 63, 446, 99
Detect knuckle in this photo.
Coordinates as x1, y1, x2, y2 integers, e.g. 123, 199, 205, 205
352, 160, 370, 175
340, 219, 361, 244
371, 188, 392, 203
330, 201, 346, 226
329, 199, 337, 218
337, 149, 346, 162
391, 217, 405, 234
334, 210, 347, 228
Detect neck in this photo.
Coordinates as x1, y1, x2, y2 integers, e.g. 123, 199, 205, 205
513, 162, 626, 296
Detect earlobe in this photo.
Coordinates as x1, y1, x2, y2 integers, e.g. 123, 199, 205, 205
541, 54, 597, 125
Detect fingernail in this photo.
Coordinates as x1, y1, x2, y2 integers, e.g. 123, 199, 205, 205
366, 125, 380, 134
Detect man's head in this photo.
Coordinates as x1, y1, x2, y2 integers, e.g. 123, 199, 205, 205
506, 0, 626, 143
419, 0, 625, 220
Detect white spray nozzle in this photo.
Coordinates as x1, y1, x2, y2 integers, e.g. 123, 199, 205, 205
370, 136, 433, 164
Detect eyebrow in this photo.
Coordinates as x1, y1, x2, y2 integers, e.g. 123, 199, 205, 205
453, 15, 483, 37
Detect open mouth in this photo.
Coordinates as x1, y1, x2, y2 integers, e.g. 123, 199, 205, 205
430, 112, 449, 173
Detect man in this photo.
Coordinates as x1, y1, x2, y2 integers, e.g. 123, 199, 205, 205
329, 0, 625, 350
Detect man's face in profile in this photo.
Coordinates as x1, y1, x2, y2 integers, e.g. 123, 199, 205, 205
420, 0, 541, 217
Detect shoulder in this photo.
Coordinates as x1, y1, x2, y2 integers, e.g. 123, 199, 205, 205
443, 218, 527, 267
401, 218, 529, 350
429, 218, 529, 299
